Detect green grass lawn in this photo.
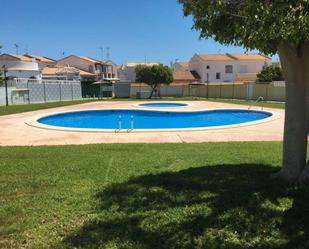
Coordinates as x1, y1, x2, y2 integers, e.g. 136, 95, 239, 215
1, 142, 308, 249
0, 100, 96, 116
106, 97, 285, 109
206, 98, 285, 109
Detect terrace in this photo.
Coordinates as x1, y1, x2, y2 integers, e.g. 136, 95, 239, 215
0, 100, 283, 146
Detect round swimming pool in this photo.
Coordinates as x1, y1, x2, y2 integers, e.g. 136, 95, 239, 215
36, 109, 272, 131
137, 102, 188, 108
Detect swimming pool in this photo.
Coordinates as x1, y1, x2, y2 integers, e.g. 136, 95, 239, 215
36, 109, 272, 131
137, 102, 188, 108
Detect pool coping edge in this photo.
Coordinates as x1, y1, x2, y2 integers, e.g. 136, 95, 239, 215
24, 107, 281, 133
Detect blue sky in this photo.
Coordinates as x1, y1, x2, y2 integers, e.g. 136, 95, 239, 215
1, 0, 278, 65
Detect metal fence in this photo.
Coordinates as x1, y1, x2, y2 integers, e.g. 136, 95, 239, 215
0, 78, 82, 105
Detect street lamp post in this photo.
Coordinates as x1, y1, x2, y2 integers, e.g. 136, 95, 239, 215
2, 65, 8, 106
206, 72, 209, 99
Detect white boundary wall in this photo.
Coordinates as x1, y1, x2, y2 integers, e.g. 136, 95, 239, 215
131, 81, 286, 101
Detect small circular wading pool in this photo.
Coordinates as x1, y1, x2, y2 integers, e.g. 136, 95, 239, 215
137, 102, 189, 108
36, 109, 273, 132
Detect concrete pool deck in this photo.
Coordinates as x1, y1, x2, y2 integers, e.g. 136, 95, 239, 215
0, 100, 284, 146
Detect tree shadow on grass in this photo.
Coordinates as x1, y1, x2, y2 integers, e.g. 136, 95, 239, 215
62, 164, 309, 249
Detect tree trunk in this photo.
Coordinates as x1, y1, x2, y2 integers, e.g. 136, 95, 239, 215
276, 42, 309, 185
149, 84, 157, 99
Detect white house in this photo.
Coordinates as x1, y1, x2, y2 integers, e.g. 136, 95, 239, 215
0, 54, 41, 79
24, 54, 55, 69
117, 62, 160, 82
189, 53, 271, 83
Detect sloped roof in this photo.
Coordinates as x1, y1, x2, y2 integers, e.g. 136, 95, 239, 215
197, 54, 235, 61
196, 53, 270, 62
175, 61, 189, 68
24, 54, 55, 63
41, 66, 95, 76
173, 70, 200, 81
57, 55, 115, 66
41, 66, 79, 75
176, 62, 189, 67
79, 56, 101, 63
0, 53, 34, 62
227, 53, 271, 61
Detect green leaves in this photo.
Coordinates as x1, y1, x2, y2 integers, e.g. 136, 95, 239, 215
256, 65, 284, 83
135, 64, 173, 87
178, 0, 309, 54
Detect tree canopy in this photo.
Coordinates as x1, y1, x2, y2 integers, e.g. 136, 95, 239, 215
135, 64, 173, 98
178, 1, 309, 55
256, 65, 284, 83
178, 1, 309, 185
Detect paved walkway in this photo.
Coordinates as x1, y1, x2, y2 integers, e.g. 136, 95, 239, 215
0, 101, 284, 146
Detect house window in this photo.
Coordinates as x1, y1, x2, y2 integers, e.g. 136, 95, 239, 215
216, 73, 221, 80
89, 65, 94, 73
102, 66, 108, 74
225, 65, 233, 73
206, 65, 210, 69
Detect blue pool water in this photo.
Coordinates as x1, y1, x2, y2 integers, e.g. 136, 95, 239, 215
37, 109, 272, 130
138, 102, 188, 107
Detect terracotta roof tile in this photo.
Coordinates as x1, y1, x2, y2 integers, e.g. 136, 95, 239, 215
24, 54, 55, 63
173, 71, 199, 81
0, 54, 34, 62
41, 66, 95, 76
197, 53, 271, 62
176, 62, 189, 67
197, 54, 235, 61
227, 53, 271, 61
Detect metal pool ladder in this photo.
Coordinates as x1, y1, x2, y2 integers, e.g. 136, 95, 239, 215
115, 115, 122, 133
115, 115, 134, 132
248, 96, 264, 111
127, 115, 134, 132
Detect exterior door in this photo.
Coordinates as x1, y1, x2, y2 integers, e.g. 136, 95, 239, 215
246, 83, 254, 100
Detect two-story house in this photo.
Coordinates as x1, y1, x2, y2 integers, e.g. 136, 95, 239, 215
189, 53, 271, 83
56, 55, 117, 80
